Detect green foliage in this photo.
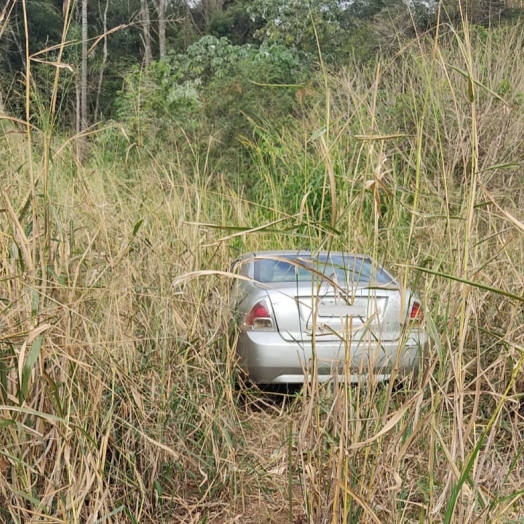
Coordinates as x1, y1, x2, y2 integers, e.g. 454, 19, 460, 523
207, 1, 260, 45
247, 0, 352, 62
167, 35, 302, 83
246, 124, 327, 222
343, 20, 380, 62
22, 0, 64, 55
116, 60, 201, 123
112, 36, 305, 174
185, 37, 303, 163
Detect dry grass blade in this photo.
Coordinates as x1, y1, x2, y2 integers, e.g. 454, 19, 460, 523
319, 135, 337, 228
481, 183, 524, 234
193, 215, 300, 246
0, 115, 38, 129
347, 390, 423, 450
0, 404, 69, 424
337, 482, 383, 524
114, 415, 181, 460
2, 189, 35, 273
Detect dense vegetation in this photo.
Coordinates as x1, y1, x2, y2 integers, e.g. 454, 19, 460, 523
1, 0, 524, 522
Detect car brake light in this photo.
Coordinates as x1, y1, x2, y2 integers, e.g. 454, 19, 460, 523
245, 302, 274, 329
410, 301, 423, 322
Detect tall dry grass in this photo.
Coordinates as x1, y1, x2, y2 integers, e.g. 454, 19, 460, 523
1, 14, 524, 524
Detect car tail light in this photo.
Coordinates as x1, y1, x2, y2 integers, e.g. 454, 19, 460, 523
245, 301, 274, 330
410, 301, 423, 323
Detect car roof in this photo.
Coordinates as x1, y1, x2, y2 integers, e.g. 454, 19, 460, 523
239, 250, 370, 259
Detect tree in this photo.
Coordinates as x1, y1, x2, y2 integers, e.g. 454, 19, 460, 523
154, 0, 168, 59
81, 0, 88, 133
72, 0, 89, 159
94, 0, 110, 118
140, 0, 153, 66
246, 0, 350, 62
112, 34, 305, 178
194, 0, 226, 26
206, 0, 260, 45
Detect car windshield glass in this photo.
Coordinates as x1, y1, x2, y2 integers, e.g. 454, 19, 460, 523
253, 255, 394, 285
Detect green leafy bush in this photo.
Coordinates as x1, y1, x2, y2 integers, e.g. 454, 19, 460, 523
112, 36, 306, 176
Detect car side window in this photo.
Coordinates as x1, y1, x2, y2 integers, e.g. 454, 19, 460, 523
257, 260, 296, 282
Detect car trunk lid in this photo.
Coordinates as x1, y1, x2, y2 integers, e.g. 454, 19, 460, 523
266, 283, 400, 343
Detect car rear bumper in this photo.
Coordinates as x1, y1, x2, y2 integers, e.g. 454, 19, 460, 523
236, 330, 428, 384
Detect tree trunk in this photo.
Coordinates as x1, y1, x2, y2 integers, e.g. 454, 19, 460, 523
140, 0, 153, 66
156, 0, 167, 60
76, 72, 80, 136
95, 0, 109, 119
78, 0, 89, 160
200, 0, 225, 25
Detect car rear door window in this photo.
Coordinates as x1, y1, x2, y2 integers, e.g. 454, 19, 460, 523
253, 255, 394, 285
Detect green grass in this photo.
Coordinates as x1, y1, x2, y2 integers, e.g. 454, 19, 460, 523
1, 16, 524, 524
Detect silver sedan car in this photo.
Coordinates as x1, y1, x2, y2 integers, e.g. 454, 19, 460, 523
232, 251, 428, 384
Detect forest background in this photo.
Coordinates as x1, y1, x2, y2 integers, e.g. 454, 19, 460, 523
2, 0, 524, 522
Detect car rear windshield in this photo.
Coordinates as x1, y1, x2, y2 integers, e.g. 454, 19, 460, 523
253, 254, 394, 285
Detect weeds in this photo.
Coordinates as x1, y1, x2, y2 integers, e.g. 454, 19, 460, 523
1, 11, 524, 524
